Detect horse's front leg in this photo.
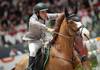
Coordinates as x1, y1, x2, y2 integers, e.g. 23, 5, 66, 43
73, 50, 82, 69
82, 60, 92, 70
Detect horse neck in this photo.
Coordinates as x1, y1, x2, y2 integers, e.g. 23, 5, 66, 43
54, 18, 75, 55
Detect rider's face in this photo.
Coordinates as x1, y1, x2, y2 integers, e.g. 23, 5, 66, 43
39, 11, 48, 20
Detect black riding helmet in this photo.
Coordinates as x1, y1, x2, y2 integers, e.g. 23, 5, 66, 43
33, 2, 48, 13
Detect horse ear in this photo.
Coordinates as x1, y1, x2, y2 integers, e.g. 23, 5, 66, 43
64, 8, 69, 18
74, 2, 78, 14
67, 0, 78, 14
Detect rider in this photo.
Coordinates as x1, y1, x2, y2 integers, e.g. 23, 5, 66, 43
23, 2, 62, 70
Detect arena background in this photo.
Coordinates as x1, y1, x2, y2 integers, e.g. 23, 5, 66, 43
0, 0, 100, 70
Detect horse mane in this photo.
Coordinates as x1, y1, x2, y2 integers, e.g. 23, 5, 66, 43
50, 14, 64, 44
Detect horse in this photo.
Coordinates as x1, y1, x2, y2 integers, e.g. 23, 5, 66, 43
44, 8, 90, 69
12, 8, 91, 70
12, 54, 28, 70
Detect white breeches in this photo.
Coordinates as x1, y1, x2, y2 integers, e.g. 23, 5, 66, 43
28, 40, 43, 57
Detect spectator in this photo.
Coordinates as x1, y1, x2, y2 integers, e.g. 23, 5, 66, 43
16, 19, 27, 43
4, 22, 17, 45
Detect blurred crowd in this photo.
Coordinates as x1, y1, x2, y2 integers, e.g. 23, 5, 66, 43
0, 0, 100, 58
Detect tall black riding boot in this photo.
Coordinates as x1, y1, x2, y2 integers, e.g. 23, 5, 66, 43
27, 56, 35, 70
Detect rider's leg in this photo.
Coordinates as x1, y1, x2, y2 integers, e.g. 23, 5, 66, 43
28, 56, 35, 70
28, 40, 42, 70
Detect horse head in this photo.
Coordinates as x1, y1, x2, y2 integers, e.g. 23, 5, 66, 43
64, 2, 90, 40
63, 6, 82, 37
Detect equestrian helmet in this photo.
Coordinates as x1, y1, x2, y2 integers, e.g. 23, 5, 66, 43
33, 2, 48, 13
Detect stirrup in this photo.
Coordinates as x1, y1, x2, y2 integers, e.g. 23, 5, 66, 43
27, 62, 34, 70
44, 41, 50, 48
26, 67, 32, 70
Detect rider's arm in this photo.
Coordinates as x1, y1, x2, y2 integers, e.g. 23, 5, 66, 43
30, 17, 55, 33
46, 28, 55, 32
47, 12, 64, 20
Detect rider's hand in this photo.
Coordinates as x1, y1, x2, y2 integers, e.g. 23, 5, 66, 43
47, 28, 55, 32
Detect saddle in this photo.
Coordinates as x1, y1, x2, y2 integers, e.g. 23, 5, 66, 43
34, 43, 51, 70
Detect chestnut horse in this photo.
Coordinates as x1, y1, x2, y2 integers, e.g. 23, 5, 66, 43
45, 8, 91, 70
12, 9, 91, 70
45, 12, 82, 70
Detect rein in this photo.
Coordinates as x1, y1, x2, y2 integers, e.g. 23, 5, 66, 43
52, 25, 83, 39
52, 31, 73, 39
